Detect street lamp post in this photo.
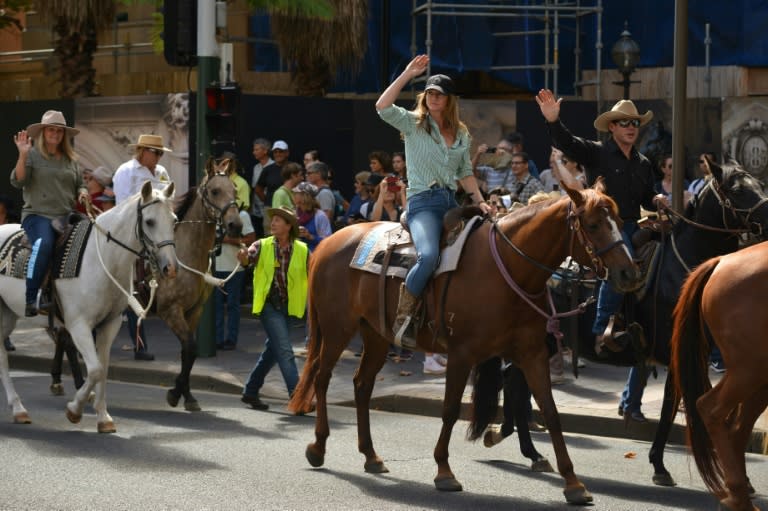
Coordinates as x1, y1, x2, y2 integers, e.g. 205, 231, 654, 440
611, 22, 641, 99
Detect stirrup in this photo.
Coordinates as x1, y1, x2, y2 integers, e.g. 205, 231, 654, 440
394, 315, 417, 349
595, 316, 629, 354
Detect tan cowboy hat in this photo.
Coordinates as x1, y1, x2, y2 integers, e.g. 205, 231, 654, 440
593, 99, 653, 132
128, 134, 172, 153
26, 110, 80, 138
266, 206, 299, 238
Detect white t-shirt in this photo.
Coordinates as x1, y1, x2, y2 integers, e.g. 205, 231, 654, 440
112, 158, 172, 204
215, 211, 255, 272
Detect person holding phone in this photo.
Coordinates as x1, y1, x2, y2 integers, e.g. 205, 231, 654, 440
370, 175, 406, 222
376, 54, 491, 348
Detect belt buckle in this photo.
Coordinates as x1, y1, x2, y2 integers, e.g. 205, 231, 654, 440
429, 180, 440, 189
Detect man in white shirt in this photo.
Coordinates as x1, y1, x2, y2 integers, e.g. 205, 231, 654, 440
112, 134, 173, 361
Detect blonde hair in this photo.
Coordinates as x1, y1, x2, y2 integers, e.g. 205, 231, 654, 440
355, 171, 371, 185
35, 130, 77, 162
295, 191, 319, 212
414, 92, 468, 141
527, 191, 553, 205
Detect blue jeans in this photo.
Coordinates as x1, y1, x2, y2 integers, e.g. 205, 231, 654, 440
213, 270, 245, 345
620, 365, 649, 414
404, 188, 458, 296
22, 214, 56, 305
243, 301, 299, 397
592, 221, 637, 335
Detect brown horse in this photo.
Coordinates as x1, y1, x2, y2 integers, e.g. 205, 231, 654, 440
288, 181, 642, 504
671, 241, 768, 511
159, 158, 242, 411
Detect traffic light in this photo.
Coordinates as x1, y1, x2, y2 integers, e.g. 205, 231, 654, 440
164, 0, 198, 67
205, 83, 241, 155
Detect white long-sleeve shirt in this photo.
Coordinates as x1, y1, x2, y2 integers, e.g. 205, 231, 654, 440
112, 158, 171, 204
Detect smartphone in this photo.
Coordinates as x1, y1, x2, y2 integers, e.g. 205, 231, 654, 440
485, 147, 497, 154
386, 175, 401, 192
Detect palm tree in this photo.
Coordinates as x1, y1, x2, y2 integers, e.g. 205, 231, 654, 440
249, 0, 368, 96
35, 0, 117, 98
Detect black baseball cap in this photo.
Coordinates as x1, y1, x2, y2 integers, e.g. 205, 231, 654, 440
424, 74, 455, 95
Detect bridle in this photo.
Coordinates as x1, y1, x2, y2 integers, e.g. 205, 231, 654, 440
177, 171, 239, 248
488, 198, 628, 340
95, 195, 176, 275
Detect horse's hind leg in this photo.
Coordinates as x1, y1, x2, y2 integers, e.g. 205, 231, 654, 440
506, 366, 553, 472
649, 371, 678, 486
305, 320, 354, 470
165, 309, 200, 411
731, 389, 768, 497
0, 307, 29, 424
697, 374, 755, 511
522, 352, 592, 504
434, 358, 473, 491
355, 322, 389, 473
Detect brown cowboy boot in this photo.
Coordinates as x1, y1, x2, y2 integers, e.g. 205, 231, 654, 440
393, 283, 420, 350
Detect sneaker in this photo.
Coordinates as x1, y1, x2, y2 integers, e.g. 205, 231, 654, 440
24, 303, 37, 317
4, 338, 15, 352
710, 360, 726, 373
423, 355, 447, 375
398, 349, 413, 361
629, 410, 648, 423
432, 354, 448, 366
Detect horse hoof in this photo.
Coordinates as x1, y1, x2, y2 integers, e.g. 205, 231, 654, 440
97, 421, 116, 434
65, 407, 81, 424
364, 460, 389, 474
531, 458, 555, 473
306, 444, 325, 468
434, 476, 463, 492
50, 383, 65, 396
184, 399, 201, 412
166, 389, 181, 408
652, 472, 677, 487
563, 484, 593, 504
13, 412, 31, 424
483, 427, 504, 448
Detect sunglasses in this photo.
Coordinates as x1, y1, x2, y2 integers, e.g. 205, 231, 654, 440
511, 161, 526, 166
615, 119, 641, 128
145, 148, 164, 156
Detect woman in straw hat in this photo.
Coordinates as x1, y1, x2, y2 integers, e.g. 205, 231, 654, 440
376, 54, 492, 348
237, 206, 309, 411
10, 110, 88, 317
536, 89, 666, 423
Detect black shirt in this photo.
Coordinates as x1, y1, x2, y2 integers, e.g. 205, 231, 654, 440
257, 162, 286, 206
547, 119, 657, 222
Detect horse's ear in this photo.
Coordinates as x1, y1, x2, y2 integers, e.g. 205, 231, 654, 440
163, 181, 175, 199
140, 180, 153, 202
592, 176, 606, 194
205, 157, 216, 178
562, 179, 585, 208
709, 159, 724, 184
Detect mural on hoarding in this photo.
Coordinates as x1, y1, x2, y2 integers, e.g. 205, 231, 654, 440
722, 98, 768, 182
74, 93, 190, 193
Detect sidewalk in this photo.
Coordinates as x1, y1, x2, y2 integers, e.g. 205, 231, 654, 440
6, 314, 759, 452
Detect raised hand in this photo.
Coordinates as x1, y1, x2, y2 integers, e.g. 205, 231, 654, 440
535, 89, 562, 123
404, 54, 429, 79
13, 130, 31, 155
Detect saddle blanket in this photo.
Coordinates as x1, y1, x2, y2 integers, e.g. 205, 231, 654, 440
350, 216, 483, 279
0, 229, 30, 279
53, 220, 92, 279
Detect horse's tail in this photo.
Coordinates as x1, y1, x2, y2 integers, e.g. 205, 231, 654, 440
287, 288, 321, 415
467, 357, 503, 441
670, 256, 724, 497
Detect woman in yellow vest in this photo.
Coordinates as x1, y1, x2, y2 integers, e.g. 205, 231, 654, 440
238, 206, 309, 411
238, 208, 309, 410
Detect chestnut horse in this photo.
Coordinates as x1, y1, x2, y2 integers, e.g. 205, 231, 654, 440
288, 182, 642, 504
483, 160, 768, 486
671, 242, 768, 511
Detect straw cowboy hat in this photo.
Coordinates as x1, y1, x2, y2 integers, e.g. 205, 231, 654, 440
128, 134, 172, 153
593, 99, 653, 132
266, 206, 299, 238
25, 110, 80, 138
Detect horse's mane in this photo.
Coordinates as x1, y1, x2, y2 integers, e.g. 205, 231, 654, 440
175, 186, 198, 221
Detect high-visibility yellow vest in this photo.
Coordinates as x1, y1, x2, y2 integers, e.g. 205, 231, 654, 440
251, 236, 308, 318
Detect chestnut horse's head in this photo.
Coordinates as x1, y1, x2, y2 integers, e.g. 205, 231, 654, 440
563, 179, 642, 292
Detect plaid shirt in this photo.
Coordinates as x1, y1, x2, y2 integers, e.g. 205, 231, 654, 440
270, 241, 293, 303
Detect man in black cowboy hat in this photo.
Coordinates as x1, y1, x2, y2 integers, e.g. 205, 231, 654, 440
536, 89, 666, 423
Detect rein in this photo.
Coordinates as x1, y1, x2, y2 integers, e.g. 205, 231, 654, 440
487, 200, 615, 340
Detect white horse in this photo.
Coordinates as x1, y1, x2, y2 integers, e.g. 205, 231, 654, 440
0, 181, 178, 433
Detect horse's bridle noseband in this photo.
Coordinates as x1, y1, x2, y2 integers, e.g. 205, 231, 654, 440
193, 172, 240, 245
566, 201, 626, 281
705, 177, 768, 237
